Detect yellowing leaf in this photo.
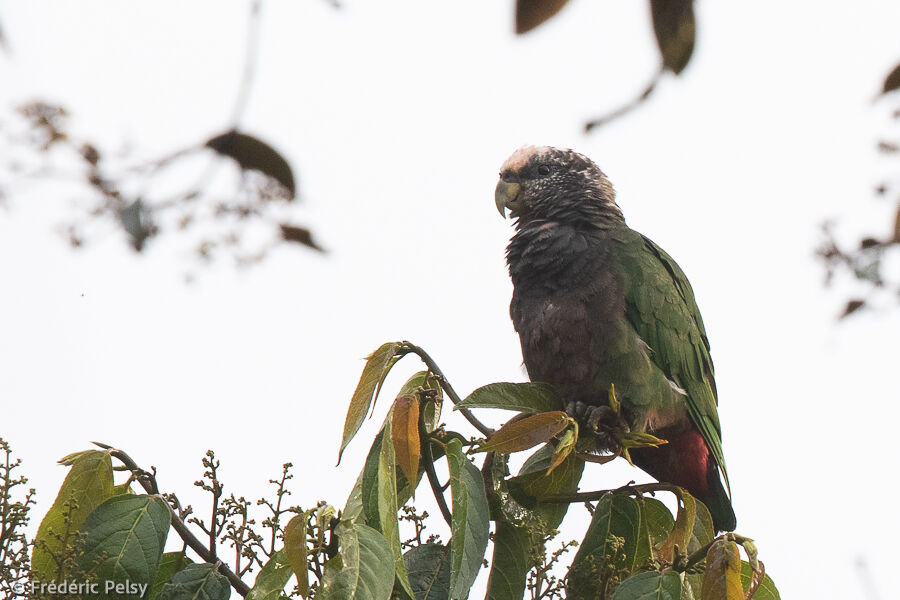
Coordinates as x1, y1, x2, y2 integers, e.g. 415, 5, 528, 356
515, 0, 570, 34
279, 224, 324, 252
659, 490, 696, 563
338, 342, 404, 464
547, 423, 577, 474
283, 513, 311, 597
479, 411, 570, 454
701, 538, 743, 600
32, 450, 115, 579
391, 394, 421, 497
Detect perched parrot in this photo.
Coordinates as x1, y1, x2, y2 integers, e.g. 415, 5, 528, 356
495, 145, 736, 531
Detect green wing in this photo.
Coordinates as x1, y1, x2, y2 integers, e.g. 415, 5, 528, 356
615, 230, 730, 493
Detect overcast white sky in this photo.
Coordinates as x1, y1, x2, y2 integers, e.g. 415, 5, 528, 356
2, 1, 900, 598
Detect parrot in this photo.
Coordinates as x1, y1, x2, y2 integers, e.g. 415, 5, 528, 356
495, 145, 736, 531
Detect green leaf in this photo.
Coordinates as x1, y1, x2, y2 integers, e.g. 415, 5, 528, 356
342, 472, 367, 525
685, 499, 714, 594
612, 570, 682, 600
378, 416, 414, 599
458, 382, 562, 413
510, 444, 584, 528
479, 411, 570, 454
205, 130, 296, 197
643, 498, 676, 550
157, 563, 230, 600
148, 552, 190, 600
403, 544, 451, 600
649, 0, 695, 74
318, 521, 395, 600
32, 449, 115, 579
688, 500, 714, 554
484, 445, 583, 600
566, 493, 642, 598
739, 561, 780, 600
284, 513, 312, 597
246, 549, 293, 600
700, 539, 742, 600
484, 521, 532, 600
445, 438, 490, 600
77, 494, 171, 598
339, 342, 404, 464
634, 498, 675, 568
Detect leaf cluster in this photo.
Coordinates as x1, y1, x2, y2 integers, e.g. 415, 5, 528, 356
24, 341, 781, 600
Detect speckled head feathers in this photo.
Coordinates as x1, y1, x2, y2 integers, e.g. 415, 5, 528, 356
497, 145, 622, 224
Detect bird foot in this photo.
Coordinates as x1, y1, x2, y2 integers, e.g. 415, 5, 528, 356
565, 401, 628, 452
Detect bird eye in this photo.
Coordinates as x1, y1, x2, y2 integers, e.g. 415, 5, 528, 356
537, 164, 551, 176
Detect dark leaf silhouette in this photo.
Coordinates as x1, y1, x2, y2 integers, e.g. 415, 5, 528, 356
840, 299, 866, 319
515, 0, 570, 34
205, 131, 296, 198
650, 0, 695, 74
881, 62, 900, 95
279, 224, 324, 252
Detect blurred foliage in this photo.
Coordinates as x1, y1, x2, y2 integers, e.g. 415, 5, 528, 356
0, 0, 697, 273
817, 60, 900, 318
0, 1, 324, 274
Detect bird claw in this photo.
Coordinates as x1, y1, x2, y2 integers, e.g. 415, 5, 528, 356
565, 401, 628, 452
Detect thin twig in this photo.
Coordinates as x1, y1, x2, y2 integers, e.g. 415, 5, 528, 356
106, 448, 251, 597
419, 415, 453, 528
399, 341, 494, 437
230, 0, 264, 127
584, 70, 661, 132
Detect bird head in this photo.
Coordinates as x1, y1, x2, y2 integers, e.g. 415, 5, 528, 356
495, 145, 623, 225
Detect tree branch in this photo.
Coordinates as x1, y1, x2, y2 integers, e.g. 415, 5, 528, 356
106, 448, 251, 597
418, 416, 453, 528
538, 481, 685, 505
399, 341, 494, 437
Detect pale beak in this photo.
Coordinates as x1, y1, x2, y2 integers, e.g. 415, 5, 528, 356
495, 180, 522, 218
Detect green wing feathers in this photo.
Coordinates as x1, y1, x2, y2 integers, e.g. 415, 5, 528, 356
617, 232, 730, 495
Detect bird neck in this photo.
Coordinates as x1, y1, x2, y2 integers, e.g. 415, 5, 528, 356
506, 221, 610, 291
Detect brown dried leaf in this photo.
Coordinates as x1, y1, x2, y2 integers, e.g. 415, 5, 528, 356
279, 223, 324, 252
882, 62, 900, 95
515, 0, 570, 34
650, 0, 695, 74
479, 411, 570, 454
391, 394, 421, 494
840, 299, 865, 319
205, 130, 296, 198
